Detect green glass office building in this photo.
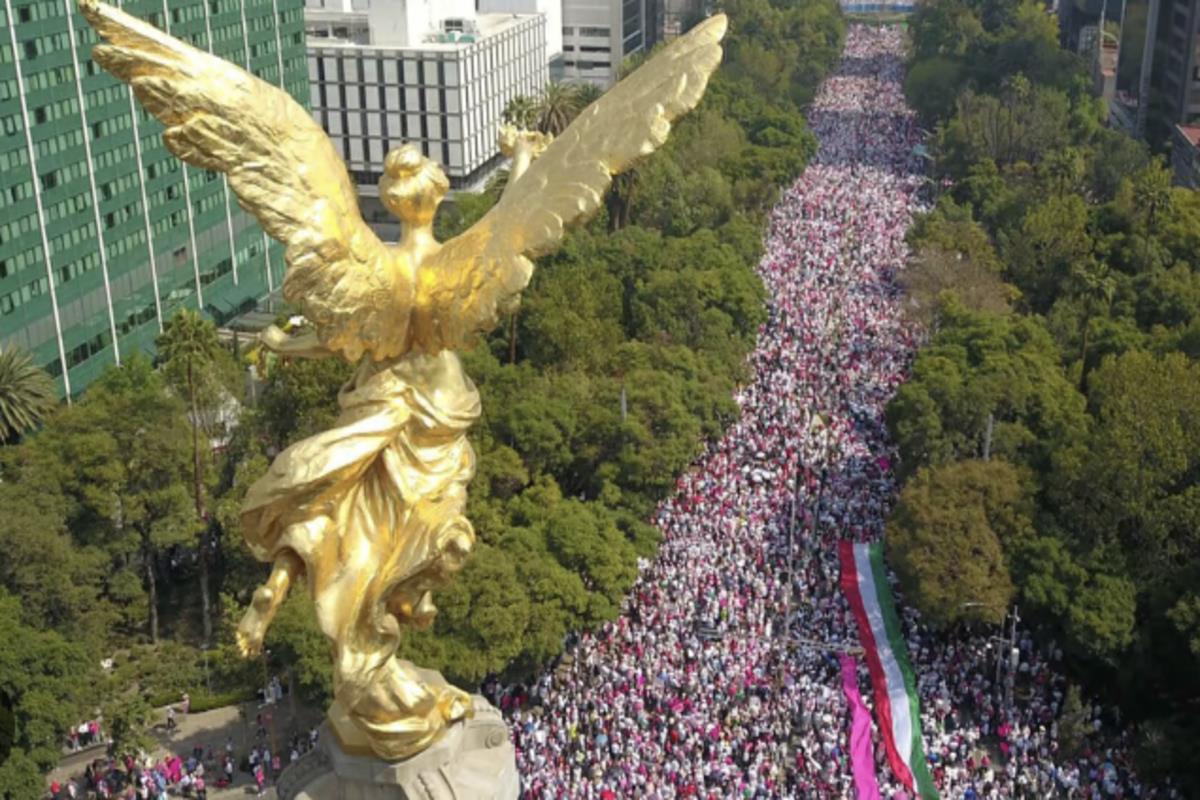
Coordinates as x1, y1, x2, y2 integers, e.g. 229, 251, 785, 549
0, 0, 308, 395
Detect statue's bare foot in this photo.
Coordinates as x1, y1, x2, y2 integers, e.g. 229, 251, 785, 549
436, 684, 473, 723
409, 592, 438, 630
387, 590, 439, 630
236, 586, 274, 657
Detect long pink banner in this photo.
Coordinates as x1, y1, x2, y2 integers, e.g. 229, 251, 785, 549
840, 654, 883, 800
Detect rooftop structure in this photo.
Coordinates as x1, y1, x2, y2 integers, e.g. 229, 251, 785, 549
1172, 123, 1200, 187
305, 0, 549, 198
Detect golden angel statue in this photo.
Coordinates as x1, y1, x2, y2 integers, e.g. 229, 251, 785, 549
81, 0, 726, 761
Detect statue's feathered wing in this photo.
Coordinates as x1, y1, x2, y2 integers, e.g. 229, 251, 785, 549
80, 0, 406, 362
412, 14, 728, 351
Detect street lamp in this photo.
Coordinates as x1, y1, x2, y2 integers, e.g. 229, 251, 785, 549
201, 642, 212, 695
962, 602, 1021, 706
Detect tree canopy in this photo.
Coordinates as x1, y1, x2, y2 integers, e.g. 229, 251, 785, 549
887, 459, 1027, 628
895, 0, 1200, 785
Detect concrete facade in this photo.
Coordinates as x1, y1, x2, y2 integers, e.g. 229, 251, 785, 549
305, 0, 548, 192
1154, 0, 1200, 125
561, 0, 645, 87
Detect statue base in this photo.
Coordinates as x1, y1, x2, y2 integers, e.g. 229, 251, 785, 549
276, 695, 519, 800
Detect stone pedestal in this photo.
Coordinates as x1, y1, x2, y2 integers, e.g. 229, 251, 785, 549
277, 696, 519, 800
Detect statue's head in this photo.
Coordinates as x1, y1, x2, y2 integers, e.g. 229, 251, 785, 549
379, 144, 448, 227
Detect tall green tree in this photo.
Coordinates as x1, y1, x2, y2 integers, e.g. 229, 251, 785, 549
40, 357, 196, 642
1001, 194, 1093, 313
909, 0, 984, 60
1132, 159, 1174, 237
887, 459, 1029, 627
1053, 350, 1200, 568
0, 479, 115, 649
886, 301, 1088, 476
158, 309, 226, 642
572, 82, 604, 109
1067, 260, 1115, 391
502, 94, 539, 129
104, 694, 155, 757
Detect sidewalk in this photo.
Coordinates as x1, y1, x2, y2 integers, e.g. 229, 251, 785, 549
50, 700, 321, 799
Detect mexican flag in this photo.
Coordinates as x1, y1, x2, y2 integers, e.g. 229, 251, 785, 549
839, 540, 939, 799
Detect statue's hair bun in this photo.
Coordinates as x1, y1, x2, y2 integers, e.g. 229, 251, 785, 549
380, 143, 449, 198
384, 145, 425, 179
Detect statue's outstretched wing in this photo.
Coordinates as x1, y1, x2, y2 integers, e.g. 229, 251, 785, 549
413, 14, 728, 351
80, 0, 407, 362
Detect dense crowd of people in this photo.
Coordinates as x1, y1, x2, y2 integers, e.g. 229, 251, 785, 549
503, 26, 1174, 799
50, 749, 215, 800
48, 699, 321, 800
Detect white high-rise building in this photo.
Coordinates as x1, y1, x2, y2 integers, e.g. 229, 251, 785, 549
561, 0, 646, 87
478, 0, 564, 69
305, 0, 549, 199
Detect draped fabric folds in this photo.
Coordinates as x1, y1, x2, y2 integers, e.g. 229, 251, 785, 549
242, 351, 479, 758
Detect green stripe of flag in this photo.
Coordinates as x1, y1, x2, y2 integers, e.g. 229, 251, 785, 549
869, 542, 939, 800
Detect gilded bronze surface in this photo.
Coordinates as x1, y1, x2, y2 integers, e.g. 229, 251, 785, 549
81, 0, 725, 761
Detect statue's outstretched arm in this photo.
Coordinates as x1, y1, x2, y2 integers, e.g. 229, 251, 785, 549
261, 325, 334, 360
497, 124, 553, 193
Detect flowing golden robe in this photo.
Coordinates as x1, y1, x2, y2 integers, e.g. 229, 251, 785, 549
241, 351, 478, 757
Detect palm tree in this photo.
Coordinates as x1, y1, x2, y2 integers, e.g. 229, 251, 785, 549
502, 94, 539, 129
0, 346, 57, 443
1132, 161, 1173, 272
572, 82, 604, 110
157, 308, 222, 642
607, 170, 638, 232
1070, 260, 1115, 393
1044, 146, 1083, 198
535, 81, 584, 136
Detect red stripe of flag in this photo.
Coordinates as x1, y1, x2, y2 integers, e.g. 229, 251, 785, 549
839, 540, 915, 789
